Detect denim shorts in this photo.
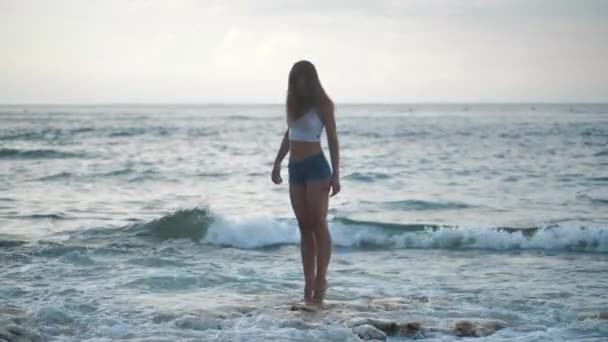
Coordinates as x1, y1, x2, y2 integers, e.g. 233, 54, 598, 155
288, 153, 332, 185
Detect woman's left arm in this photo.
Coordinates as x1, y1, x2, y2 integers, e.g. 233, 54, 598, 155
322, 101, 340, 196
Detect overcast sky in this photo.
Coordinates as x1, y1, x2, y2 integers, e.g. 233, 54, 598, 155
1, 0, 607, 104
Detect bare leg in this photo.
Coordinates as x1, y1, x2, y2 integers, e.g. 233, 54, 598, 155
306, 180, 332, 304
289, 183, 316, 303
300, 231, 316, 301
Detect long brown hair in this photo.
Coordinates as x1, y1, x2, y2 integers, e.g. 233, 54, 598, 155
286, 60, 330, 121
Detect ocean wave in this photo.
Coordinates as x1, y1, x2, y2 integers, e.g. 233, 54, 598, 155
0, 131, 47, 141
124, 207, 213, 241
187, 128, 218, 137
360, 199, 474, 211
594, 150, 608, 157
30, 168, 157, 182
346, 199, 477, 212
32, 172, 74, 181
122, 209, 608, 253
590, 198, 608, 205
386, 225, 607, 252
108, 127, 174, 137
102, 168, 135, 177
48, 208, 608, 254
4, 213, 68, 220
104, 168, 162, 182
0, 239, 27, 248
343, 172, 391, 182
207, 218, 607, 253
33, 242, 91, 257
0, 127, 95, 141
0, 126, 178, 142
582, 127, 608, 137
28, 213, 67, 219
333, 217, 436, 231
108, 128, 146, 137
0, 148, 86, 159
578, 194, 608, 206
119, 208, 297, 248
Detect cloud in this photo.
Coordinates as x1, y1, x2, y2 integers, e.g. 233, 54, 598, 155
0, 0, 606, 103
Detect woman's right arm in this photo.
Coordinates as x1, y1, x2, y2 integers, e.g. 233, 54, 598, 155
271, 129, 289, 184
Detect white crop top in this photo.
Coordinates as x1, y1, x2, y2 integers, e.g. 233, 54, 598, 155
287, 109, 324, 142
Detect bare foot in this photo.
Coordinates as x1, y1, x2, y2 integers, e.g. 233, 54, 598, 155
290, 302, 320, 312
303, 283, 314, 304
311, 277, 328, 306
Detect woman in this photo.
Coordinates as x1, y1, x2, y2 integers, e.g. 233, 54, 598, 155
271, 60, 340, 306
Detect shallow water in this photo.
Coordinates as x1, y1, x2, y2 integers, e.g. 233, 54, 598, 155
1, 104, 607, 341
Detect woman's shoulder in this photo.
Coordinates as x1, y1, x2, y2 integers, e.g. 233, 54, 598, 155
316, 97, 334, 115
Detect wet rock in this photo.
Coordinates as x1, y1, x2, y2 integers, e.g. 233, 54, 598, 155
452, 319, 507, 337
346, 317, 426, 338
346, 318, 398, 334
352, 324, 387, 341
397, 321, 424, 337
453, 320, 475, 337
152, 312, 179, 324
368, 297, 412, 311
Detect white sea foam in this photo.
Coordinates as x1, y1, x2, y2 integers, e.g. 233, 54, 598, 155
201, 214, 608, 253
204, 215, 300, 248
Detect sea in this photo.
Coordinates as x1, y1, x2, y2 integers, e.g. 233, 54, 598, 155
1, 103, 607, 341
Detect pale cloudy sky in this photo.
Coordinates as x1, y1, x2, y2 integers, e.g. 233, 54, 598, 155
1, 0, 607, 103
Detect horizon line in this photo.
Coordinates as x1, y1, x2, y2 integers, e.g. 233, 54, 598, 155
1, 101, 607, 107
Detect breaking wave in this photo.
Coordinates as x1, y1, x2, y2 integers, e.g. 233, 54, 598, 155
63, 208, 608, 253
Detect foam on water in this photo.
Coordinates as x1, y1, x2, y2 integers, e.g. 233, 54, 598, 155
210, 217, 608, 253
205, 215, 300, 248
99, 207, 608, 253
